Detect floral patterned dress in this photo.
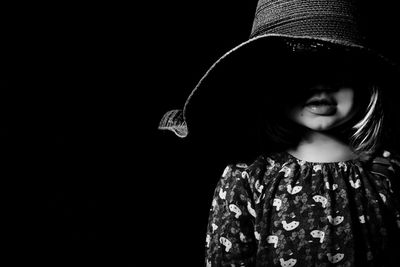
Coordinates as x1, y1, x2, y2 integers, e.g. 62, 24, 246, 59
205, 150, 400, 267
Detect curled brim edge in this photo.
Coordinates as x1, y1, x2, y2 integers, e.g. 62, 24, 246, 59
158, 33, 395, 138
158, 109, 188, 138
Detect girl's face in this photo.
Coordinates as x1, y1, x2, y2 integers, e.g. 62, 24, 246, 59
284, 84, 359, 131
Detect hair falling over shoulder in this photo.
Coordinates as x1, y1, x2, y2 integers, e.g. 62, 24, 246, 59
350, 86, 383, 154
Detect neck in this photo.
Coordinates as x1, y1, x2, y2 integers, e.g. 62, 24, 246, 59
287, 131, 357, 163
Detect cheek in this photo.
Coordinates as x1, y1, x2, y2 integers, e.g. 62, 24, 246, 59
285, 105, 305, 123
336, 89, 355, 116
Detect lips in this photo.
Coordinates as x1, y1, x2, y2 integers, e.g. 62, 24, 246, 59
305, 96, 337, 115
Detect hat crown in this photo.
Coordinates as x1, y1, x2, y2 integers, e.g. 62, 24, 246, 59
250, 0, 365, 45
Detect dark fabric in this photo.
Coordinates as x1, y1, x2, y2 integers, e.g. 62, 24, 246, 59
205, 150, 400, 266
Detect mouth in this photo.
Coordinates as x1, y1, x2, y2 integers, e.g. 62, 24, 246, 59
304, 97, 337, 115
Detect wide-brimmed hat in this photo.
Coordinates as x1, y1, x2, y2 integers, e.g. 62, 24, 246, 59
158, 0, 398, 150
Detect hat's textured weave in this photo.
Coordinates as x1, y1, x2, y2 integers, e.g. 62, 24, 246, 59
251, 0, 363, 45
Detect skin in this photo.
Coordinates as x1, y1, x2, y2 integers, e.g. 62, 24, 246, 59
284, 84, 360, 163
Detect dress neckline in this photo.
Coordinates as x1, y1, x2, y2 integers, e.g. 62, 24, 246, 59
283, 151, 361, 165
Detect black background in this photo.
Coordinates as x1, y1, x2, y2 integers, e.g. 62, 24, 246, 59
3, 1, 400, 266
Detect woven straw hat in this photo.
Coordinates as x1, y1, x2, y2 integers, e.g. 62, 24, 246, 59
159, 0, 398, 146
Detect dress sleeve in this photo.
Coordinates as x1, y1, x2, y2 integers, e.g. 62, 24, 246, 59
386, 150, 400, 194
205, 164, 257, 267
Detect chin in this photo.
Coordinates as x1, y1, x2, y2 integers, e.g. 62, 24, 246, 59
303, 120, 338, 131
291, 112, 353, 133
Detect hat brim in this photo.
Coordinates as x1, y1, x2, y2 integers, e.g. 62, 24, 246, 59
159, 34, 399, 151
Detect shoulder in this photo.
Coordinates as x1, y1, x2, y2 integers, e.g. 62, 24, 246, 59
215, 156, 260, 185
217, 163, 251, 191
365, 149, 400, 178
217, 154, 277, 192
369, 149, 400, 165
220, 154, 269, 180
